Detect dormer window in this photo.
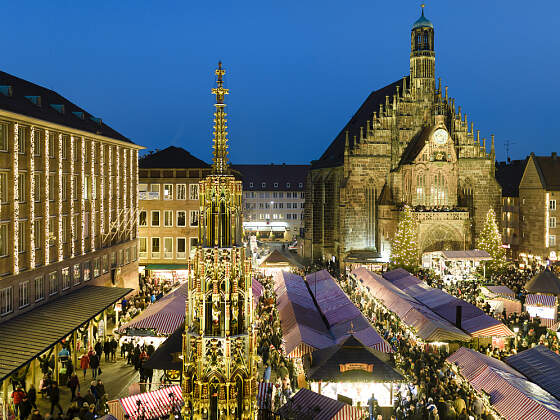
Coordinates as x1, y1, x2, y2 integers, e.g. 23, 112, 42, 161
298, 183, 303, 188
261, 182, 266, 188
249, 182, 254, 188
274, 183, 278, 188
286, 183, 291, 188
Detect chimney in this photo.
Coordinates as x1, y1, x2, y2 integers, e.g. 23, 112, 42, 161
456, 305, 462, 329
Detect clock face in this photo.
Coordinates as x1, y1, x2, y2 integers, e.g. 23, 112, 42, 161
433, 128, 448, 145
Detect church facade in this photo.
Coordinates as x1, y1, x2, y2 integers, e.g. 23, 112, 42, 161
304, 8, 502, 266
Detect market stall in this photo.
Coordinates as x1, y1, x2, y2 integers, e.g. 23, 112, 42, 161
258, 249, 301, 276
524, 294, 558, 328
144, 264, 190, 284
278, 388, 366, 420
482, 285, 522, 316
303, 336, 404, 407
422, 250, 491, 282
108, 385, 183, 420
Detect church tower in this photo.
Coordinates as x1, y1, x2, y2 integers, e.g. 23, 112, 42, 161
410, 4, 435, 100
182, 62, 257, 420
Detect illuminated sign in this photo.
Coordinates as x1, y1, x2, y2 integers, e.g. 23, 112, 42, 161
339, 363, 373, 373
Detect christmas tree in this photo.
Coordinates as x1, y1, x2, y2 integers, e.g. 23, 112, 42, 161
476, 207, 507, 275
390, 205, 419, 271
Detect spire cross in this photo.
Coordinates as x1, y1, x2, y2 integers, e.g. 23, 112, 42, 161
421, 3, 425, 15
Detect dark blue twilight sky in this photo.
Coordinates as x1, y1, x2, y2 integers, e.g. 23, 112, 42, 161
3, 1, 558, 164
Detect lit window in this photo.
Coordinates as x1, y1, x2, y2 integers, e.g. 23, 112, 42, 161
189, 184, 199, 200
550, 235, 557, 247
151, 210, 160, 227
177, 184, 186, 200
164, 210, 173, 227
150, 184, 160, 200
62, 268, 71, 291
190, 210, 199, 227
139, 210, 147, 226
163, 184, 173, 200
163, 237, 173, 259
177, 211, 186, 227
551, 200, 557, 211
18, 281, 29, 308
0, 287, 13, 315
34, 276, 45, 301
177, 238, 186, 259
139, 237, 147, 258
274, 183, 278, 188
0, 124, 7, 151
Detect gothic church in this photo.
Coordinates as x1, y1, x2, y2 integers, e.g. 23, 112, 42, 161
304, 7, 502, 266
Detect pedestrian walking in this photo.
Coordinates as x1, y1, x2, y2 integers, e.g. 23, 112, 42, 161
68, 373, 80, 401
11, 386, 26, 417
48, 383, 63, 415
89, 352, 100, 379
20, 395, 32, 420
27, 384, 37, 410
110, 337, 117, 362
103, 341, 111, 363
80, 353, 89, 379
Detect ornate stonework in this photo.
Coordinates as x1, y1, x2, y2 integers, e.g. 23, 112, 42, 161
183, 63, 257, 420
304, 7, 502, 265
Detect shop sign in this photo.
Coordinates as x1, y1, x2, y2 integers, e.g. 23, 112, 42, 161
339, 363, 373, 373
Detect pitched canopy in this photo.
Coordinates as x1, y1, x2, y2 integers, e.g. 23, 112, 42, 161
525, 269, 560, 295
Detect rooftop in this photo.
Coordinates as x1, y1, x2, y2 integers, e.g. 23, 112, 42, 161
532, 152, 560, 190
139, 146, 210, 169
232, 163, 309, 191
495, 159, 527, 196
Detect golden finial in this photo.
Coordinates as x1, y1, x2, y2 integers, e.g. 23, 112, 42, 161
211, 61, 230, 174
421, 3, 425, 15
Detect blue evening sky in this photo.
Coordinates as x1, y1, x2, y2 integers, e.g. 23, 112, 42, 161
3, 1, 558, 164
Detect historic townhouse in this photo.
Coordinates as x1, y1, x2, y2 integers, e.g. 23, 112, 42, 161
304, 8, 502, 266
0, 70, 142, 322
138, 146, 210, 280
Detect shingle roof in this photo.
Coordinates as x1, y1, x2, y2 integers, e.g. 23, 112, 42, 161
495, 159, 527, 196
533, 154, 560, 191
231, 164, 309, 191
311, 77, 407, 169
0, 70, 133, 144
139, 146, 210, 169
525, 268, 560, 295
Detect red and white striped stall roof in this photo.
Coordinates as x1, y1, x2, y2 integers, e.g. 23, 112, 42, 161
448, 348, 560, 420
538, 317, 558, 328
118, 385, 183, 420
279, 388, 365, 420
257, 382, 273, 410
526, 294, 558, 307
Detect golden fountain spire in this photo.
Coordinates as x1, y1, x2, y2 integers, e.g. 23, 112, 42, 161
211, 61, 230, 174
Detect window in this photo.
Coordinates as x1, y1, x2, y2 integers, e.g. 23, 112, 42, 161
189, 184, 199, 200
61, 174, 67, 201
18, 126, 26, 154
249, 182, 254, 188
0, 224, 7, 256
34, 276, 45, 302
34, 174, 41, 202
62, 216, 68, 243
73, 176, 78, 200
177, 238, 186, 259
138, 183, 148, 199
177, 184, 186, 200
49, 271, 59, 295
83, 261, 91, 281
62, 268, 70, 290
164, 237, 173, 259
49, 218, 55, 246
139, 237, 148, 258
177, 211, 186, 227
48, 134, 55, 158
164, 210, 173, 227
34, 130, 42, 156
62, 136, 68, 159
72, 264, 82, 285
550, 235, 557, 247
0, 172, 7, 202
102, 255, 108, 274
132, 245, 137, 261
0, 287, 13, 315
0, 123, 7, 151
83, 176, 90, 200
84, 213, 90, 238
274, 183, 278, 188
139, 210, 147, 226
17, 173, 25, 201
551, 200, 557, 211
19, 281, 29, 308
190, 210, 199, 227
94, 258, 100, 277
298, 182, 303, 188
150, 184, 160, 200
189, 237, 198, 253
278, 192, 283, 198
261, 182, 266, 188
287, 214, 291, 220
34, 220, 41, 250
18, 221, 25, 253
286, 183, 291, 188
151, 210, 160, 227
163, 184, 173, 200
49, 175, 54, 201
111, 252, 117, 268
92, 177, 97, 199
151, 237, 160, 258
551, 217, 557, 229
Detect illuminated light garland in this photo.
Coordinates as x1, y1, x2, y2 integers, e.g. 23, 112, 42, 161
107, 146, 112, 247
123, 148, 127, 238
116, 146, 120, 243
29, 126, 35, 269
69, 135, 75, 258
80, 136, 85, 255
90, 140, 95, 251
99, 144, 104, 247
44, 129, 49, 265
13, 123, 19, 274
57, 133, 63, 261
134, 149, 138, 239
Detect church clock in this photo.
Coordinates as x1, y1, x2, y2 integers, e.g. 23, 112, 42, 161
433, 128, 448, 145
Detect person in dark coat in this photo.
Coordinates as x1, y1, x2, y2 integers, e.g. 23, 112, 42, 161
94, 342, 103, 361
66, 402, 80, 419
110, 338, 118, 362
30, 409, 42, 420
19, 395, 33, 420
27, 384, 37, 409
95, 380, 105, 402
89, 352, 100, 379
48, 382, 63, 415
103, 341, 111, 362
68, 373, 80, 401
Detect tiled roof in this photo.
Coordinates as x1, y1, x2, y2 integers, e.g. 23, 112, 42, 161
311, 77, 407, 169
533, 153, 560, 191
495, 159, 527, 196
232, 164, 309, 191
0, 70, 133, 144
139, 146, 210, 169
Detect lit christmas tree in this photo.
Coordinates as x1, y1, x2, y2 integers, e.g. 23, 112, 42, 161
476, 207, 507, 275
390, 205, 419, 271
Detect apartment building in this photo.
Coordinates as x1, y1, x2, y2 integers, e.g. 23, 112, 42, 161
138, 146, 209, 280
233, 164, 309, 241
0, 70, 141, 323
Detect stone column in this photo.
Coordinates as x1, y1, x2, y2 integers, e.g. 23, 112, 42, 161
72, 330, 78, 369
54, 342, 60, 384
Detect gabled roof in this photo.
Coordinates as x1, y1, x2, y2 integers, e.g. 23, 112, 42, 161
311, 77, 408, 170
139, 146, 209, 169
0, 70, 133, 144
260, 249, 294, 266
231, 164, 309, 191
303, 335, 404, 383
506, 345, 560, 401
278, 388, 364, 420
495, 159, 527, 196
525, 268, 560, 295
530, 153, 560, 191
143, 323, 183, 371
398, 126, 432, 165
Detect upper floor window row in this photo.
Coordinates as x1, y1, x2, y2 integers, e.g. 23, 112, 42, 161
139, 183, 198, 200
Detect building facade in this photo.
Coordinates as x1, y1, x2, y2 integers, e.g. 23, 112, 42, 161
304, 7, 501, 266
138, 146, 210, 280
0, 70, 141, 323
183, 63, 256, 420
233, 164, 308, 242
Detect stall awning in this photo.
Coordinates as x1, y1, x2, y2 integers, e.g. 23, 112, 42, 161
525, 294, 557, 307
117, 385, 182, 420
278, 388, 365, 420
145, 264, 189, 270
0, 285, 132, 382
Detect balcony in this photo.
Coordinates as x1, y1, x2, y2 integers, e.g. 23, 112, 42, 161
407, 206, 470, 221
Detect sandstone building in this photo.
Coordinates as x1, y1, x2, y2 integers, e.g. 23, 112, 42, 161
0, 70, 142, 323
304, 8, 502, 266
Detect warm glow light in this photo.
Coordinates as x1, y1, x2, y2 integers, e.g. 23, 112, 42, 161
57, 133, 63, 261
70, 135, 75, 258
13, 123, 19, 274
44, 130, 50, 264
29, 126, 36, 269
